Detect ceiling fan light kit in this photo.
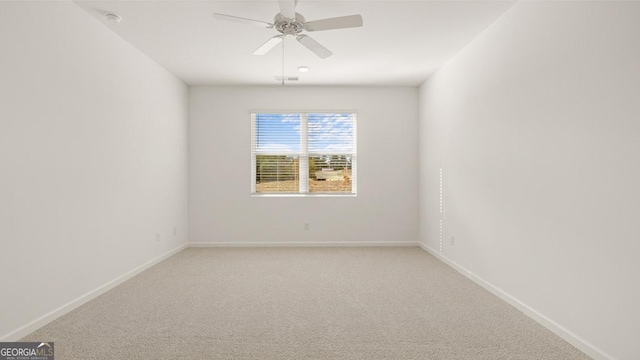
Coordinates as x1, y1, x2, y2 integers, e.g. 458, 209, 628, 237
213, 0, 363, 59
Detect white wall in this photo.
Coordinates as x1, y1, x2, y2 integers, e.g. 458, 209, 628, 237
190, 86, 418, 245
0, 1, 188, 339
419, 1, 640, 359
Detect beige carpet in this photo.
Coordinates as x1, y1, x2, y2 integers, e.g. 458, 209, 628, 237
22, 247, 590, 359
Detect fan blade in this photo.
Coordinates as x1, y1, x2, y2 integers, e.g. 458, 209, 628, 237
297, 35, 332, 59
212, 13, 273, 28
279, 0, 297, 19
253, 36, 283, 55
305, 14, 363, 32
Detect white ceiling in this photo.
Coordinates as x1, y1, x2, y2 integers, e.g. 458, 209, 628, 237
73, 1, 515, 86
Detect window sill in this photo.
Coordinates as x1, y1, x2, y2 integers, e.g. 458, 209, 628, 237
251, 193, 357, 198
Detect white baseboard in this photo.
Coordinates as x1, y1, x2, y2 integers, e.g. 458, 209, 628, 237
417, 242, 614, 360
188, 241, 419, 247
1, 243, 187, 342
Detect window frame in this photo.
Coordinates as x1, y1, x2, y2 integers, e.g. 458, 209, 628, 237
250, 111, 357, 197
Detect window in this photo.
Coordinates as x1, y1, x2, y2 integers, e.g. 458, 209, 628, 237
251, 112, 357, 195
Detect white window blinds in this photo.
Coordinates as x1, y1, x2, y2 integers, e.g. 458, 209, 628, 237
251, 113, 357, 195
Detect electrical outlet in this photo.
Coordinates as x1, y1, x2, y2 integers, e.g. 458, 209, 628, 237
450, 235, 455, 246
304, 222, 310, 231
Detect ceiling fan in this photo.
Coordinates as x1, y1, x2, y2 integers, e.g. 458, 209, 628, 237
213, 0, 363, 59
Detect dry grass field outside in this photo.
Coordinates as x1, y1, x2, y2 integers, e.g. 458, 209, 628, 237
256, 168, 353, 193
256, 178, 352, 193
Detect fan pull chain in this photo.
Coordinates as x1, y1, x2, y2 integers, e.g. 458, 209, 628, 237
281, 37, 285, 86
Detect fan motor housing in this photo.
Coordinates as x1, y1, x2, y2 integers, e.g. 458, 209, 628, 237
274, 13, 306, 36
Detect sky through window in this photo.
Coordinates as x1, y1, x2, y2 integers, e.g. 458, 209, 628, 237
255, 113, 354, 153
